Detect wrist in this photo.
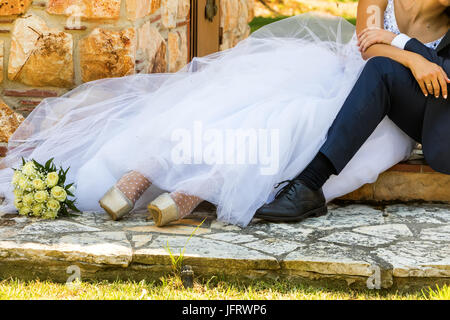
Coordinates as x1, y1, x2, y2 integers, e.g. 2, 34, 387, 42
391, 33, 412, 50
404, 52, 420, 68
387, 33, 396, 45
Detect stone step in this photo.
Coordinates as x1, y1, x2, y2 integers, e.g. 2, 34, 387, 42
0, 205, 449, 291
339, 160, 450, 203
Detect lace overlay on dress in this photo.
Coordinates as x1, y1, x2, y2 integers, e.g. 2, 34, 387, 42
384, 0, 444, 49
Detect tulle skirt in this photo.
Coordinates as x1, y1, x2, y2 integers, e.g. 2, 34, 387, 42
0, 13, 415, 227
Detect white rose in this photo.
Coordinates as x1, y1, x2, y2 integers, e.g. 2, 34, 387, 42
51, 186, 67, 202
34, 190, 49, 203
43, 210, 58, 220
14, 198, 23, 209
32, 204, 45, 217
22, 193, 34, 206
32, 179, 46, 190
18, 177, 29, 191
19, 206, 31, 216
47, 199, 61, 212
12, 171, 21, 186
46, 172, 59, 188
22, 162, 37, 177
13, 188, 23, 198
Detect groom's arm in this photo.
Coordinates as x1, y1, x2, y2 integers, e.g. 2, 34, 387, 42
392, 34, 449, 73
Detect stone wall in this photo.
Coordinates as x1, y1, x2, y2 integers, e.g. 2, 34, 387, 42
220, 0, 254, 51
0, 0, 254, 146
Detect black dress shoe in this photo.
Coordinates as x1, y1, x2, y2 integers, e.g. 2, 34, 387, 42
254, 179, 327, 222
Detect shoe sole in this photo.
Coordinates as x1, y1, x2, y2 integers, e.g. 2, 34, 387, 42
147, 204, 163, 226
99, 187, 134, 221
99, 201, 119, 221
255, 205, 328, 223
147, 193, 180, 227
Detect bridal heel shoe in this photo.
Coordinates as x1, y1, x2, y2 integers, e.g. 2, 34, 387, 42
147, 193, 180, 227
99, 186, 134, 221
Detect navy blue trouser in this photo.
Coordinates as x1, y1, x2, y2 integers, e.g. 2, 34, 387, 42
320, 56, 428, 173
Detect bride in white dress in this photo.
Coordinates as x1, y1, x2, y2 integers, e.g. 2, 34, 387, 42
2, 1, 440, 227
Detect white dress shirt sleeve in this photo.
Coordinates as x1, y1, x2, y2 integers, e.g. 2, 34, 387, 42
391, 33, 411, 49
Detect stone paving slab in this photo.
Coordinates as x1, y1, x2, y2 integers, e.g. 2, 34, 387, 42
0, 203, 449, 290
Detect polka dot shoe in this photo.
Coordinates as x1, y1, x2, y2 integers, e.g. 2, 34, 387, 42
99, 171, 151, 221
148, 192, 203, 227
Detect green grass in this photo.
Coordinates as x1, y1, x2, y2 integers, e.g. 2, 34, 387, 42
0, 277, 448, 300
249, 15, 356, 34
249, 16, 292, 33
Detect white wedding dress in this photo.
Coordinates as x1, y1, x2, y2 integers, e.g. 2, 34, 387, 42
0, 8, 433, 227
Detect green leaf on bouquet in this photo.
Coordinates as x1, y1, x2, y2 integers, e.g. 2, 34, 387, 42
66, 199, 81, 213
44, 158, 54, 171
21, 157, 26, 166
65, 183, 75, 197
60, 205, 68, 216
65, 183, 74, 189
32, 159, 45, 173
58, 166, 68, 185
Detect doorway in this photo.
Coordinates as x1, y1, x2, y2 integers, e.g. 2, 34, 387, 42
190, 0, 221, 59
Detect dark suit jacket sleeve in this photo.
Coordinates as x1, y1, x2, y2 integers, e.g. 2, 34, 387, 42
404, 38, 450, 74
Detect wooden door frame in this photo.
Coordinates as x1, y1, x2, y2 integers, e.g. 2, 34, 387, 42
189, 0, 197, 61
189, 0, 221, 60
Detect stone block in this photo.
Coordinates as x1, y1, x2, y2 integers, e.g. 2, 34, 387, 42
340, 165, 450, 203
244, 238, 301, 256
8, 15, 74, 87
342, 170, 450, 203
375, 241, 450, 278
282, 242, 375, 277
339, 183, 375, 201
0, 231, 133, 266
238, 0, 250, 34
220, 30, 239, 51
204, 232, 258, 244
151, 0, 161, 14
47, 0, 121, 19
137, 21, 167, 73
168, 28, 187, 72
0, 0, 32, 16
133, 235, 280, 270
0, 40, 3, 83
177, 0, 189, 19
79, 27, 137, 82
385, 204, 450, 224
126, 0, 152, 21
0, 98, 24, 143
247, 0, 255, 23
220, 0, 239, 33
373, 171, 450, 202
161, 0, 178, 28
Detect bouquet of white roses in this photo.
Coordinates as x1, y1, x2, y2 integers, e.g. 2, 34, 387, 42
11, 158, 80, 219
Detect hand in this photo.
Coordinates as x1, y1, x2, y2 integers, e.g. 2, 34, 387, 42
357, 28, 397, 52
408, 54, 450, 99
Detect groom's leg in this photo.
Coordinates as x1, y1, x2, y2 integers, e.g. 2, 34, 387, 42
321, 56, 427, 173
255, 56, 429, 221
298, 56, 428, 190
